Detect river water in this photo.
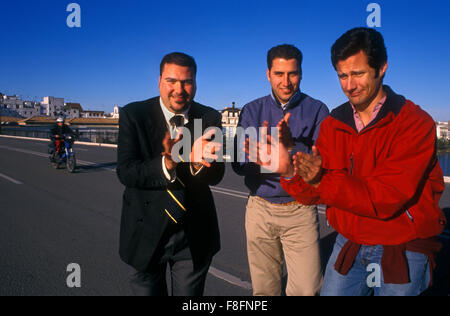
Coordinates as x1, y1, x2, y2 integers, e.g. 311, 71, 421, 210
438, 152, 449, 177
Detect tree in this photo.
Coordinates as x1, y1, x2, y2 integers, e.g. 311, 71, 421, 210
437, 137, 449, 150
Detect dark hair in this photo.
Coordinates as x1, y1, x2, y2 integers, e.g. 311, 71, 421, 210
267, 44, 303, 70
160, 52, 197, 76
331, 27, 387, 77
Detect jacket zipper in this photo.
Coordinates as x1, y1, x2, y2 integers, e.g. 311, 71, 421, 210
405, 210, 414, 223
349, 153, 354, 175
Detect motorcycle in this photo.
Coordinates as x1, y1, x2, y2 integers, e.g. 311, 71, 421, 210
49, 134, 77, 173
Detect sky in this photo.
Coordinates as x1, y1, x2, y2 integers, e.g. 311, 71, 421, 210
1, 0, 449, 121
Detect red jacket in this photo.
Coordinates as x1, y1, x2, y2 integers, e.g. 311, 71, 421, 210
281, 86, 446, 246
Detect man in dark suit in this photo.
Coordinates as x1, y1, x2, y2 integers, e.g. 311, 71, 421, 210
117, 52, 225, 296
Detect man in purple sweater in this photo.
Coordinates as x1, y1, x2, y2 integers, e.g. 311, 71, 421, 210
232, 44, 329, 296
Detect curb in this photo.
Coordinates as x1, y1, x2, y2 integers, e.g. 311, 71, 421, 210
0, 134, 48, 142
0, 134, 118, 148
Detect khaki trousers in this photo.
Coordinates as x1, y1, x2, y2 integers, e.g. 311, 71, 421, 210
246, 196, 322, 296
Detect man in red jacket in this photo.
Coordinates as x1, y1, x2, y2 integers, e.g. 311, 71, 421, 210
249, 27, 446, 296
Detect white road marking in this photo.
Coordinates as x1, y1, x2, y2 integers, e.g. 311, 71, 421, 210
0, 145, 48, 158
211, 186, 248, 195
0, 145, 115, 172
211, 187, 249, 199
208, 267, 252, 291
0, 172, 23, 185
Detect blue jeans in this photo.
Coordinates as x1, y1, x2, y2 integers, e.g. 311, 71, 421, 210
321, 234, 430, 296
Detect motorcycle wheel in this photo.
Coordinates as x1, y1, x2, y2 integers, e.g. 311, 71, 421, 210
67, 156, 76, 173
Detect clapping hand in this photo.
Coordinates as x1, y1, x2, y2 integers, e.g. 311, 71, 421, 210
292, 146, 323, 187
244, 113, 295, 177
162, 131, 183, 171
190, 129, 222, 169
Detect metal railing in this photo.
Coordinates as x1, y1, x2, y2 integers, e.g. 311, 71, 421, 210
0, 127, 119, 145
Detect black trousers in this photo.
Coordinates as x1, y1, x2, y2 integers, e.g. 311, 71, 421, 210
129, 223, 211, 296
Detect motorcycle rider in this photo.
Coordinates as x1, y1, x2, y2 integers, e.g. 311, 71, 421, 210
49, 117, 74, 162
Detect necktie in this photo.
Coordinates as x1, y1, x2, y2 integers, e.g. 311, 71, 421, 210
169, 115, 184, 140
170, 115, 184, 128
165, 115, 187, 225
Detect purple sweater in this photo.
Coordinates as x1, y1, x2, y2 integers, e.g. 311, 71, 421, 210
232, 92, 329, 204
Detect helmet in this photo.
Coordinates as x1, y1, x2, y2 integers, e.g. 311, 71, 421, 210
57, 117, 64, 123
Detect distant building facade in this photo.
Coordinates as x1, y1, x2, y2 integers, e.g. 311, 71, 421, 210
111, 105, 121, 119
437, 121, 449, 140
81, 110, 106, 118
1, 91, 124, 123
221, 102, 241, 139
64, 103, 82, 119
0, 94, 39, 118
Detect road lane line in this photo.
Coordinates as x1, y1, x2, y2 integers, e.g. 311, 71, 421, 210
208, 267, 252, 291
0, 172, 23, 185
211, 186, 249, 195
0, 145, 116, 172
211, 188, 248, 199
0, 145, 48, 158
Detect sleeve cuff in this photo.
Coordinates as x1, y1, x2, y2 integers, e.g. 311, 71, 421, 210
162, 156, 177, 183
190, 163, 204, 176
282, 174, 297, 181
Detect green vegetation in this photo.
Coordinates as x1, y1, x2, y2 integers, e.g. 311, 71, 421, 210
438, 138, 450, 152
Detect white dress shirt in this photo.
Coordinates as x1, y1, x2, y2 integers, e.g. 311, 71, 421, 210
159, 98, 204, 182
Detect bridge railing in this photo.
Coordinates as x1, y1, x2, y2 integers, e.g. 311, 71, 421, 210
0, 127, 119, 145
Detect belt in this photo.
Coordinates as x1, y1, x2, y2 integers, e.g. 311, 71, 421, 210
251, 195, 302, 206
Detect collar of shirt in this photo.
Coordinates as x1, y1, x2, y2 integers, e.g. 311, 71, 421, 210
271, 90, 302, 112
350, 96, 387, 132
159, 97, 190, 127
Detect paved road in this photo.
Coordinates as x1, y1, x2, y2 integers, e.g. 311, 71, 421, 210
0, 136, 449, 296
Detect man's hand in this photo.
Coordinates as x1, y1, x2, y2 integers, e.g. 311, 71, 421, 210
190, 129, 222, 168
244, 113, 295, 177
162, 131, 182, 171
278, 112, 294, 151
293, 146, 323, 187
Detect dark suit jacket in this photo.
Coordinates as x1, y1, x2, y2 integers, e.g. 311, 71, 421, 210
117, 97, 225, 272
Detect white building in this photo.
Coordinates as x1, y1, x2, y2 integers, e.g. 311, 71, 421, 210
41, 96, 65, 117
436, 121, 449, 140
81, 110, 106, 118
111, 105, 121, 119
221, 102, 241, 139
21, 101, 41, 118
0, 94, 40, 118
1, 94, 23, 111
64, 103, 82, 119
